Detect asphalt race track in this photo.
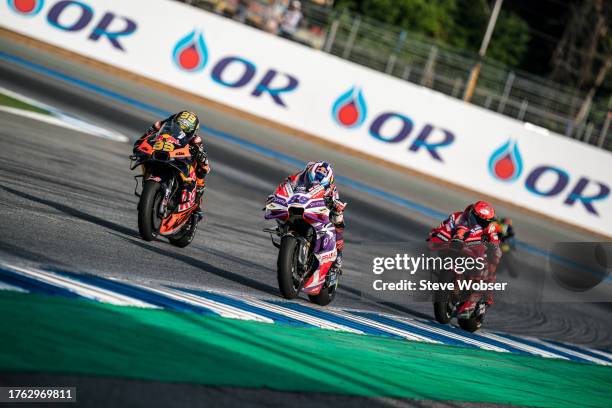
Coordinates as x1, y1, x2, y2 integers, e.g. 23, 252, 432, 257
0, 35, 611, 356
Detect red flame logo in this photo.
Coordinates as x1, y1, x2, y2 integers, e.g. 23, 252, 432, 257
173, 30, 208, 72
488, 139, 523, 182
8, 0, 44, 15
332, 86, 367, 128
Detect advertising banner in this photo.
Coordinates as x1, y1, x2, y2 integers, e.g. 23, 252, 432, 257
2, 0, 610, 235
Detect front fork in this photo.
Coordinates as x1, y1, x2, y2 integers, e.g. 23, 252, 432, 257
157, 178, 175, 218
134, 165, 176, 218
265, 225, 313, 278
296, 236, 310, 266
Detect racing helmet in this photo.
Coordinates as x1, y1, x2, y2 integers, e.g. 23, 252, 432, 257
307, 161, 334, 188
174, 111, 200, 136
466, 201, 495, 228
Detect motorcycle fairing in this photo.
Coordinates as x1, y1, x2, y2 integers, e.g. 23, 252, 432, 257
302, 222, 337, 294
133, 125, 194, 181
159, 208, 196, 235
132, 122, 199, 236
266, 180, 337, 295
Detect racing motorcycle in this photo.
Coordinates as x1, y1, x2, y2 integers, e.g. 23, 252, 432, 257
130, 121, 203, 247
264, 179, 340, 306
496, 223, 518, 277
497, 238, 518, 277
428, 228, 498, 332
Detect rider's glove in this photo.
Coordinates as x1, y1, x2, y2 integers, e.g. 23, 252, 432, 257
197, 151, 208, 165
191, 146, 208, 164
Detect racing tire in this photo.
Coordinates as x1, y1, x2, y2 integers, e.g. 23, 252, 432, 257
434, 301, 452, 324
169, 214, 198, 248
433, 268, 454, 324
138, 180, 163, 241
458, 317, 481, 333
308, 277, 338, 306
277, 235, 300, 299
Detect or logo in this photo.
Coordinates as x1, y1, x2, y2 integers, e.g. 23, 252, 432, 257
488, 138, 523, 182
170, 30, 298, 107
329, 87, 455, 162
10, 0, 137, 51
7, 0, 44, 16
487, 138, 608, 216
173, 29, 208, 72
332, 86, 367, 128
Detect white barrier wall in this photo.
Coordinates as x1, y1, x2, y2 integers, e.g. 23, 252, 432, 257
2, 0, 611, 236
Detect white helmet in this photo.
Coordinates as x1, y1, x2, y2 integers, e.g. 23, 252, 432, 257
306, 161, 333, 187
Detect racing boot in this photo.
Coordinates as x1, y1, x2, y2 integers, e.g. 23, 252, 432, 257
327, 253, 343, 288
194, 180, 206, 222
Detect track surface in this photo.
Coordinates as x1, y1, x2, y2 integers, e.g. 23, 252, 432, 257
0, 40, 611, 349
0, 372, 509, 408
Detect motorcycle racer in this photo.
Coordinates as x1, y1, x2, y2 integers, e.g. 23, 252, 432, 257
493, 216, 517, 272
428, 201, 501, 313
134, 111, 210, 215
494, 217, 515, 246
430, 201, 500, 251
271, 161, 346, 274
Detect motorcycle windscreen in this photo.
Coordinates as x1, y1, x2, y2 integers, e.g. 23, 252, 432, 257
294, 175, 326, 197
148, 121, 193, 147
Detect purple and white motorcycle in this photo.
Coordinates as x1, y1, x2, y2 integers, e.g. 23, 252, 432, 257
264, 178, 339, 305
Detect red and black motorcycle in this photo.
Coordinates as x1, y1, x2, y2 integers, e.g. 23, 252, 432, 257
130, 121, 203, 247
428, 227, 499, 332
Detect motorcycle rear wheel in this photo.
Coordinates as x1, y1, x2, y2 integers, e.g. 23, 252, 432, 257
308, 283, 337, 306
458, 317, 482, 332
138, 180, 163, 241
277, 236, 300, 299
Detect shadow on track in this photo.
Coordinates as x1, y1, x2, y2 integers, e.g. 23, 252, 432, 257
114, 233, 280, 297
0, 241, 67, 266
3, 183, 285, 298
1, 184, 139, 238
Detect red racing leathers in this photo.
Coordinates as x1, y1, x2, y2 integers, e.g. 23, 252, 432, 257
428, 208, 501, 308
430, 210, 501, 263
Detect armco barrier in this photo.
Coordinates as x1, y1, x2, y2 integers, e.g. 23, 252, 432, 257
1, 0, 611, 236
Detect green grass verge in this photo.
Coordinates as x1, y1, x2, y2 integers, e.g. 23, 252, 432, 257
0, 291, 610, 407
0, 93, 49, 115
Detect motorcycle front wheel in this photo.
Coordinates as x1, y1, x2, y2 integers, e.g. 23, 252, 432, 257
277, 235, 301, 299
433, 301, 453, 324
138, 180, 163, 241
433, 268, 454, 324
